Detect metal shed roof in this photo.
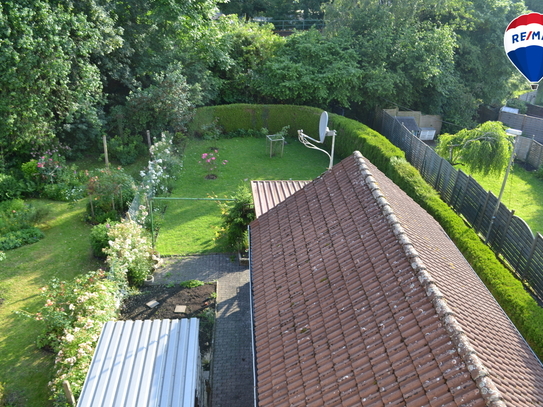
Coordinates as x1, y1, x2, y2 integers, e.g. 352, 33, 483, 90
78, 318, 200, 407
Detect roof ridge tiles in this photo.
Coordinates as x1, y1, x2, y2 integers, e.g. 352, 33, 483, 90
352, 150, 506, 407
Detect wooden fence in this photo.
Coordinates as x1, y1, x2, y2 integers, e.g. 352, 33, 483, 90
375, 109, 543, 302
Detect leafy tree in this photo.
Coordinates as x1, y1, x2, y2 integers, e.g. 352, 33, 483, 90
220, 0, 326, 19
524, 0, 543, 14
436, 121, 514, 176
110, 64, 201, 139
0, 0, 122, 160
255, 28, 364, 108
322, 0, 527, 128
207, 17, 284, 104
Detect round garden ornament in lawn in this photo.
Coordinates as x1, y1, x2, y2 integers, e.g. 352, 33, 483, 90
298, 111, 337, 169
504, 13, 543, 90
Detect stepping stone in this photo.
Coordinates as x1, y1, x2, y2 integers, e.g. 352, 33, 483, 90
175, 305, 187, 313
146, 300, 159, 308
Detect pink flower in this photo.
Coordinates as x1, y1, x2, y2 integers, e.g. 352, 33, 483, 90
202, 153, 208, 159
211, 157, 216, 160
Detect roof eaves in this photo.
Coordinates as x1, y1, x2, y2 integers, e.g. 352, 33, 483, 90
353, 150, 506, 407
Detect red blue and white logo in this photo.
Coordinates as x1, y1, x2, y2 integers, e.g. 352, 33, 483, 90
504, 13, 543, 88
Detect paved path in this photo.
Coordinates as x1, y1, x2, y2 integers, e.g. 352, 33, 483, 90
154, 254, 254, 407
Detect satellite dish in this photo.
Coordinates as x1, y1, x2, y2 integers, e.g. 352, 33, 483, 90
319, 111, 329, 143
297, 111, 337, 170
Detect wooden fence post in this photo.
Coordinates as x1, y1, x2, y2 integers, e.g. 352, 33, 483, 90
146, 130, 152, 148
102, 134, 109, 167
62, 381, 76, 406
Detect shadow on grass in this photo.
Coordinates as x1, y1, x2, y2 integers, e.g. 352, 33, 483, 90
0, 199, 103, 406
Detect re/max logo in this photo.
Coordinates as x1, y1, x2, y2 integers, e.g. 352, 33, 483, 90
512, 31, 542, 43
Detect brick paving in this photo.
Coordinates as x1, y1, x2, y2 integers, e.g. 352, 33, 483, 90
154, 254, 254, 407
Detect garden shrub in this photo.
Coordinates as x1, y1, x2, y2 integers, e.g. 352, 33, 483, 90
215, 184, 256, 252
2, 200, 49, 230
106, 134, 147, 166
35, 270, 120, 405
89, 221, 117, 259
0, 173, 22, 202
86, 167, 136, 223
0, 227, 44, 250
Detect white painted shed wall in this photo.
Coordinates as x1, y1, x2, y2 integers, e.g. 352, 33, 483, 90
78, 318, 201, 407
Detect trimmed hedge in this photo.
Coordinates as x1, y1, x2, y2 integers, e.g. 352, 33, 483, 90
192, 104, 543, 359
189, 104, 323, 139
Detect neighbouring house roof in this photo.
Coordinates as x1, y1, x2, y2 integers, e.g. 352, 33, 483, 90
396, 116, 420, 134
251, 180, 311, 218
78, 319, 201, 407
249, 151, 543, 406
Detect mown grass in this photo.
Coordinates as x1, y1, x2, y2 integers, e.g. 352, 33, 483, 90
464, 164, 543, 235
156, 136, 331, 255
0, 200, 102, 406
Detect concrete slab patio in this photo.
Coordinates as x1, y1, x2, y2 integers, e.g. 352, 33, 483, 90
154, 254, 254, 407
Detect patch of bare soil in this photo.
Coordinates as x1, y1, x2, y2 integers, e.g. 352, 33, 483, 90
119, 283, 216, 356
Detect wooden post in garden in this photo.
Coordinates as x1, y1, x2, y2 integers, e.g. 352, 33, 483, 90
103, 134, 110, 167
62, 381, 76, 406
146, 130, 152, 148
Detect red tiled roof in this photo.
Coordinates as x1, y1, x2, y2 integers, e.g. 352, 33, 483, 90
249, 151, 543, 406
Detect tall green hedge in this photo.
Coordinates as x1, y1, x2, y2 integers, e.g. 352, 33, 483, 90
192, 104, 543, 358
189, 104, 323, 138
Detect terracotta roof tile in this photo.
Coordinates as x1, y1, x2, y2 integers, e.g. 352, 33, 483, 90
250, 152, 543, 407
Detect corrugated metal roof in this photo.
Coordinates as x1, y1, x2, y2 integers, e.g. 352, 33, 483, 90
78, 318, 201, 407
251, 180, 310, 218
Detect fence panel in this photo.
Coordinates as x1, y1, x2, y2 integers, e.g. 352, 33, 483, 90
421, 146, 440, 188
435, 159, 457, 205
459, 177, 488, 227
410, 137, 426, 172
527, 139, 543, 169
524, 234, 543, 300
500, 216, 535, 275
373, 110, 543, 302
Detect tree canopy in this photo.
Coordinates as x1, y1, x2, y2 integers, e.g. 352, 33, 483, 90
436, 121, 514, 176
0, 0, 535, 165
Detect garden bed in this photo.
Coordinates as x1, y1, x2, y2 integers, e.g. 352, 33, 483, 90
119, 283, 216, 355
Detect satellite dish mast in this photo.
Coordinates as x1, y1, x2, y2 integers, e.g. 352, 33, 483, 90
298, 111, 337, 169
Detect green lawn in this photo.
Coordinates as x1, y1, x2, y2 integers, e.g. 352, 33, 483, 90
0, 200, 103, 406
465, 164, 543, 235
156, 137, 332, 255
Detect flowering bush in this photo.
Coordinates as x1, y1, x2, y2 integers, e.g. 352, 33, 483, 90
139, 132, 182, 197
35, 270, 120, 405
198, 149, 228, 178
104, 219, 161, 286
21, 144, 88, 201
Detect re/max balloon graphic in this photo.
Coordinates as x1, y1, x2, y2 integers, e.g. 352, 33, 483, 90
504, 13, 543, 89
